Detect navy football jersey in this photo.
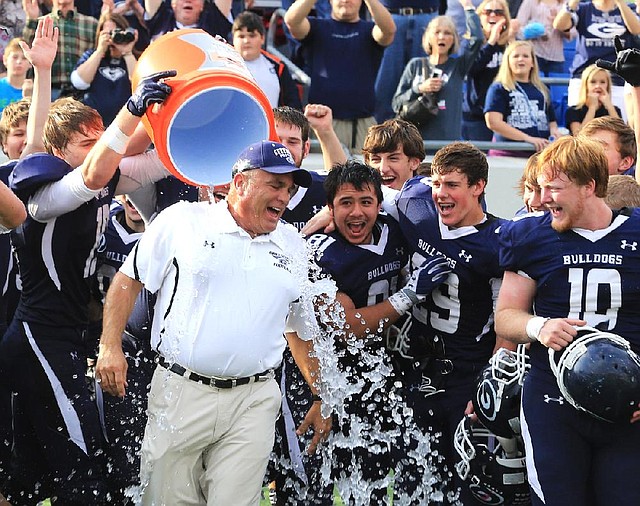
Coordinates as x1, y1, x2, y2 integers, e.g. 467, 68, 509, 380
95, 201, 153, 341
308, 213, 408, 310
499, 208, 640, 377
9, 154, 119, 327
96, 202, 143, 299
282, 171, 327, 232
396, 176, 506, 364
0, 160, 19, 331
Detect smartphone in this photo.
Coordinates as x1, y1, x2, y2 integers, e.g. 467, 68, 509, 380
431, 68, 443, 79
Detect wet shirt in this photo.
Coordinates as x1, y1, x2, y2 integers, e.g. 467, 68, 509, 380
121, 200, 308, 378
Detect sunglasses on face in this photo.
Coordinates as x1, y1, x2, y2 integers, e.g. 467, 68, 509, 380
483, 8, 505, 15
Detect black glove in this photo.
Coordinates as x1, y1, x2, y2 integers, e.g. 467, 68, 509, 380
127, 69, 177, 117
403, 254, 451, 303
596, 36, 640, 87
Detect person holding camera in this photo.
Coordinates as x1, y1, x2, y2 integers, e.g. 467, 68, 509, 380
70, 11, 137, 127
392, 0, 482, 146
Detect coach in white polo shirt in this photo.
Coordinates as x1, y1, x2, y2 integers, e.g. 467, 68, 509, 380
95, 140, 332, 505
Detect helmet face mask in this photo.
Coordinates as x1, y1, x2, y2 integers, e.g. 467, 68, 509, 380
549, 326, 640, 423
454, 416, 530, 506
473, 347, 530, 438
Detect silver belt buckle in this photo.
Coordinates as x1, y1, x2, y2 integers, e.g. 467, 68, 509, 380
400, 7, 414, 15
230, 378, 237, 388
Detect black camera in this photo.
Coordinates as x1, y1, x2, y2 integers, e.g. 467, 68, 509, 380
111, 27, 135, 45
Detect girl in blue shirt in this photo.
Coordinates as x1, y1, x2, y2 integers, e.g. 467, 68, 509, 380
485, 40, 560, 156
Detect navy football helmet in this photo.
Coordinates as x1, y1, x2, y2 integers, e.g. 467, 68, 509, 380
454, 415, 530, 506
548, 326, 640, 423
473, 346, 530, 438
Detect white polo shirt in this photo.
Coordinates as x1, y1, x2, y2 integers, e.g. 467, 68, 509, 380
121, 200, 310, 377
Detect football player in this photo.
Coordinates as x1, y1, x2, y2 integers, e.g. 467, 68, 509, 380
0, 18, 173, 504
307, 160, 450, 504
496, 135, 640, 505
388, 141, 512, 503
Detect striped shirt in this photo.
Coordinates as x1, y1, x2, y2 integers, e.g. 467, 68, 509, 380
24, 9, 97, 90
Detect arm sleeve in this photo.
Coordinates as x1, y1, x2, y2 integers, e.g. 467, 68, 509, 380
115, 150, 170, 195
484, 83, 508, 115
392, 59, 421, 114
458, 10, 484, 72
28, 168, 102, 222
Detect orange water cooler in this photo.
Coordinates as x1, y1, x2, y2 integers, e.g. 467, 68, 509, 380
131, 29, 278, 186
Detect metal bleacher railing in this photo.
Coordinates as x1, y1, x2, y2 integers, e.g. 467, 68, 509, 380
265, 8, 571, 156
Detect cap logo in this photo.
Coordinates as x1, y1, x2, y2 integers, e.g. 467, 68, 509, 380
273, 147, 295, 165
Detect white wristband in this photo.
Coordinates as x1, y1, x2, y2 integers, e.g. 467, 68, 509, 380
388, 289, 415, 315
526, 316, 550, 342
101, 123, 130, 155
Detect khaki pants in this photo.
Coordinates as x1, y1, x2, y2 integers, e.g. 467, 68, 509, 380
140, 366, 281, 505
332, 116, 377, 154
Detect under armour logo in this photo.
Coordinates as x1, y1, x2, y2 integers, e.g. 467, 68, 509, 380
312, 205, 323, 214
621, 240, 637, 251
543, 394, 564, 404
459, 250, 472, 262
396, 247, 405, 257
203, 240, 215, 249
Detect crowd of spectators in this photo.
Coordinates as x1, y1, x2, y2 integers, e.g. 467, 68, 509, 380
0, 0, 637, 154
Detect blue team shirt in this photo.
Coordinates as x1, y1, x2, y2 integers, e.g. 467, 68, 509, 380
0, 160, 19, 331
9, 154, 119, 327
74, 50, 132, 127
570, 2, 638, 84
396, 176, 506, 365
308, 214, 409, 397
499, 209, 640, 378
308, 214, 408, 308
96, 202, 152, 341
484, 81, 556, 142
303, 17, 384, 119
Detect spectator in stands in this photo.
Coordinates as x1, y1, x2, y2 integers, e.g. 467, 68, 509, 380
0, 38, 30, 114
70, 11, 138, 127
103, 0, 150, 53
0, 98, 29, 159
232, 11, 301, 109
553, 0, 640, 120
605, 174, 640, 208
515, 0, 572, 76
580, 116, 636, 175
285, 0, 396, 154
374, 0, 440, 122
485, 40, 560, 156
22, 0, 98, 98
144, 0, 232, 41
462, 0, 512, 140
565, 64, 620, 135
392, 2, 482, 145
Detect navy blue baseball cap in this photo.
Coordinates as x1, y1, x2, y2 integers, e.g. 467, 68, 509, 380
232, 141, 312, 188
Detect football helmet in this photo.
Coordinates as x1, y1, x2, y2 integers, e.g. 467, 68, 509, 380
548, 326, 640, 423
454, 415, 530, 506
473, 346, 529, 438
